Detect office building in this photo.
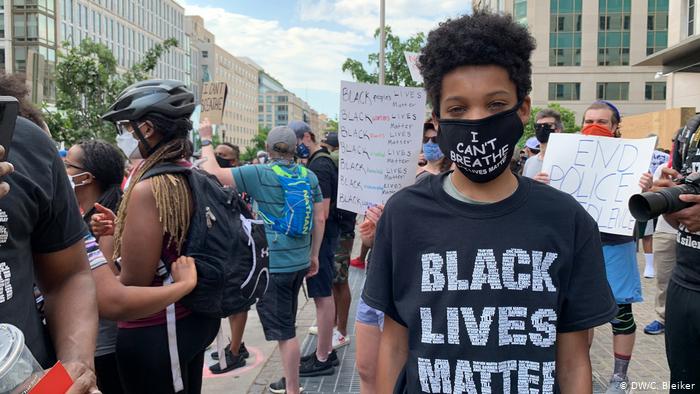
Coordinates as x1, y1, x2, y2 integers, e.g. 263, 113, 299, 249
476, 0, 668, 122
185, 15, 214, 102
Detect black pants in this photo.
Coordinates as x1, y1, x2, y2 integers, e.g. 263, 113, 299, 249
116, 314, 220, 394
95, 353, 124, 394
665, 280, 700, 393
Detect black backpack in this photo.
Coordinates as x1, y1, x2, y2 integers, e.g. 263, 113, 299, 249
142, 163, 269, 318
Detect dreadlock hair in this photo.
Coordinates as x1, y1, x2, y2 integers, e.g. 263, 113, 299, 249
113, 114, 194, 259
0, 72, 46, 130
77, 140, 125, 226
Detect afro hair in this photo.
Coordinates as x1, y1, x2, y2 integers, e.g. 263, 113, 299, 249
419, 10, 536, 115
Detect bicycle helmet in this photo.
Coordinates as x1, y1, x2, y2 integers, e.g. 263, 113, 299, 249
102, 79, 195, 122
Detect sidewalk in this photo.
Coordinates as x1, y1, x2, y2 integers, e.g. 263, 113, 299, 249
203, 252, 670, 393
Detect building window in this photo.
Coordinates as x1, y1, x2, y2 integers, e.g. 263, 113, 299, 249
598, 0, 631, 66
202, 50, 208, 58
514, 0, 527, 24
0, 48, 5, 72
645, 82, 666, 100
647, 0, 669, 55
548, 82, 581, 100
689, 0, 696, 36
596, 82, 629, 100
549, 0, 582, 66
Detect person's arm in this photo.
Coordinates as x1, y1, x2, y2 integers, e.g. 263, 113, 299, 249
320, 198, 330, 220
198, 118, 235, 186
556, 330, 592, 393
33, 241, 98, 392
118, 180, 163, 286
93, 256, 197, 321
308, 201, 325, 277
377, 316, 408, 393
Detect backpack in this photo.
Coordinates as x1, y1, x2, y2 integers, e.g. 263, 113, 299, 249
142, 163, 270, 318
256, 163, 314, 237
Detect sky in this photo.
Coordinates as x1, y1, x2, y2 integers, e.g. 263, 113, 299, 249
179, 0, 473, 119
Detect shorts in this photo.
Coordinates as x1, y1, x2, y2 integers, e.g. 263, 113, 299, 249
333, 233, 353, 284
636, 220, 656, 238
307, 220, 339, 298
355, 296, 384, 329
256, 270, 306, 341
603, 241, 643, 304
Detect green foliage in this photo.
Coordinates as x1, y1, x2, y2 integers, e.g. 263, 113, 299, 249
241, 126, 271, 162
325, 118, 338, 132
46, 38, 178, 145
342, 26, 425, 87
518, 102, 581, 147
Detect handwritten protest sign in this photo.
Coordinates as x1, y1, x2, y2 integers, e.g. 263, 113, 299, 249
337, 81, 426, 214
542, 134, 656, 236
404, 51, 424, 84
201, 82, 228, 124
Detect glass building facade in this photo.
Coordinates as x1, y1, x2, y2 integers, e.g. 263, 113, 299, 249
647, 0, 668, 55
549, 0, 582, 66
597, 0, 631, 66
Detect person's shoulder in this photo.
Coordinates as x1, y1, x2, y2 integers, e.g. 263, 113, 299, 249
383, 174, 434, 214
523, 177, 594, 222
12, 117, 57, 156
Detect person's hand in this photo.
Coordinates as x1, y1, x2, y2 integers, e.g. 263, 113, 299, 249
199, 118, 213, 140
668, 195, 700, 232
171, 256, 197, 293
0, 145, 13, 199
639, 172, 653, 192
359, 220, 376, 248
90, 203, 116, 237
652, 167, 680, 191
533, 172, 550, 185
306, 256, 319, 278
365, 205, 384, 225
63, 360, 100, 394
418, 153, 427, 167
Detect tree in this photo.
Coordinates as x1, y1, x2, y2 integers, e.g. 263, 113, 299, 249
325, 119, 338, 132
342, 26, 425, 87
517, 102, 580, 147
46, 38, 178, 145
241, 126, 270, 162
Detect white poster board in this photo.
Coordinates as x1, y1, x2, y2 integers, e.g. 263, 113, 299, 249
337, 81, 426, 214
201, 82, 228, 125
542, 134, 656, 236
404, 51, 424, 84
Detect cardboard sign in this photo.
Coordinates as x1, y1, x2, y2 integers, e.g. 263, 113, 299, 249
200, 82, 228, 125
542, 134, 656, 236
404, 51, 423, 84
337, 81, 426, 214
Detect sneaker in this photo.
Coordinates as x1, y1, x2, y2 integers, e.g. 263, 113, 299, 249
301, 349, 339, 367
605, 374, 630, 394
299, 353, 335, 377
209, 351, 246, 374
644, 320, 665, 335
308, 325, 318, 335
644, 266, 655, 278
212, 342, 250, 360
332, 329, 350, 350
350, 257, 365, 269
268, 377, 304, 393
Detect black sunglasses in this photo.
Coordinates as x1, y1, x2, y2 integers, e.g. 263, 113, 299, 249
423, 136, 438, 144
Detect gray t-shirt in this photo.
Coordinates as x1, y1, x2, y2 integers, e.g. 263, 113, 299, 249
442, 173, 492, 205
523, 155, 544, 179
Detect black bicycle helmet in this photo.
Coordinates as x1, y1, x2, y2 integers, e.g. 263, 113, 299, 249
102, 79, 195, 122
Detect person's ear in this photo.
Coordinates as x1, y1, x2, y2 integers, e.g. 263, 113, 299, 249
518, 97, 531, 125
431, 112, 439, 134
141, 121, 155, 139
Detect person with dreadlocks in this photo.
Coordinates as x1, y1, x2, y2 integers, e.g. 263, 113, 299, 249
100, 80, 220, 394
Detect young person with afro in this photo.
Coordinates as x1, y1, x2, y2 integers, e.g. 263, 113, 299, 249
361, 10, 617, 393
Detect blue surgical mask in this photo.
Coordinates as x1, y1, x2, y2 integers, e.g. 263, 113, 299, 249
423, 142, 444, 162
296, 143, 310, 159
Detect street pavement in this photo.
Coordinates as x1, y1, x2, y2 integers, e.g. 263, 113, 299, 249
203, 252, 670, 394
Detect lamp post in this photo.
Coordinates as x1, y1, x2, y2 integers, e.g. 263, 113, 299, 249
379, 0, 386, 85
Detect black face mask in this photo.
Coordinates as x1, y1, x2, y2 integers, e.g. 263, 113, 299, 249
216, 156, 234, 168
535, 123, 555, 144
438, 102, 524, 183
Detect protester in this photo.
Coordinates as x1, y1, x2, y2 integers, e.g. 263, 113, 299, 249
643, 161, 677, 336
416, 122, 451, 182
215, 142, 240, 168
101, 80, 220, 394
523, 108, 563, 182
199, 123, 325, 394
363, 11, 617, 393
291, 120, 340, 375
524, 136, 539, 157
0, 116, 99, 393
653, 115, 700, 391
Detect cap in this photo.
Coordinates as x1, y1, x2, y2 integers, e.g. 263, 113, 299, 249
321, 132, 339, 148
266, 126, 297, 154
287, 120, 313, 139
525, 137, 540, 150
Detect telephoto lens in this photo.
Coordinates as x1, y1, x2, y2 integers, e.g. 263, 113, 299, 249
629, 173, 700, 221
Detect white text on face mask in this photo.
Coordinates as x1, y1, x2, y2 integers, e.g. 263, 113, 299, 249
451, 144, 509, 170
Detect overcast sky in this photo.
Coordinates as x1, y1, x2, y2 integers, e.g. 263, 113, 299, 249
180, 0, 472, 120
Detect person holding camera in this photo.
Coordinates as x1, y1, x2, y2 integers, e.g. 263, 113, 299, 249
652, 115, 700, 392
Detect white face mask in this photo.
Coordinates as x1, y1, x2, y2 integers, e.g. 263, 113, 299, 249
117, 132, 142, 160
67, 172, 91, 191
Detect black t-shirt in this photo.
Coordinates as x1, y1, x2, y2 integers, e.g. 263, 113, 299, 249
0, 118, 87, 367
308, 147, 339, 223
362, 173, 617, 393
671, 124, 700, 290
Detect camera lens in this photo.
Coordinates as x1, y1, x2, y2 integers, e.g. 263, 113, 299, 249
629, 192, 669, 221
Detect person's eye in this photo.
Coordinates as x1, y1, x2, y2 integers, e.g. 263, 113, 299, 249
488, 102, 507, 111
447, 106, 466, 114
